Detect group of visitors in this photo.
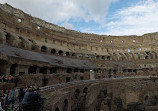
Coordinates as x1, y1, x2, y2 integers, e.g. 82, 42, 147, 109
0, 84, 45, 111
0, 74, 17, 83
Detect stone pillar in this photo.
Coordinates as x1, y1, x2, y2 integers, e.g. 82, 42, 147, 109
90, 70, 95, 80
36, 67, 40, 74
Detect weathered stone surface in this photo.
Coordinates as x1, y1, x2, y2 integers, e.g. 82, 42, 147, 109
0, 3, 157, 111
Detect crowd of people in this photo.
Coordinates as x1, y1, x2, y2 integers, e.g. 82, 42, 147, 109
0, 84, 45, 111
0, 74, 18, 84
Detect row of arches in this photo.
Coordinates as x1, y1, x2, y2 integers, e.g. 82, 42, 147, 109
41, 46, 76, 56
4, 32, 157, 62
28, 66, 86, 74
7, 18, 148, 49
54, 87, 88, 111
41, 45, 158, 61
95, 51, 158, 61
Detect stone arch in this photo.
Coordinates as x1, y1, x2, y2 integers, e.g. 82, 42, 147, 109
101, 56, 105, 60
10, 64, 17, 76
150, 51, 157, 59
83, 87, 88, 93
28, 65, 37, 74
74, 69, 78, 72
67, 68, 72, 73
65, 52, 70, 56
96, 55, 100, 59
41, 46, 47, 52
72, 53, 76, 57
50, 67, 57, 74
55, 107, 59, 111
58, 50, 63, 55
145, 55, 149, 59
40, 66, 47, 74
106, 56, 110, 60
63, 99, 68, 111
51, 48, 56, 54
75, 89, 80, 99
5, 32, 11, 43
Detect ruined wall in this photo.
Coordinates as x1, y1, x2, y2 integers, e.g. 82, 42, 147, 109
0, 3, 158, 86
40, 77, 158, 111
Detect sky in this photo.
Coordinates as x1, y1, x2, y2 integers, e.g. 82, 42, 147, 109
0, 0, 158, 36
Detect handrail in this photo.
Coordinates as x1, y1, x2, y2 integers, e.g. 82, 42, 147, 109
39, 76, 158, 91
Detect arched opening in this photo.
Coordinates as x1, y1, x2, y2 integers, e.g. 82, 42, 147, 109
133, 69, 137, 73
80, 69, 84, 73
66, 77, 71, 82
74, 69, 78, 72
55, 107, 59, 111
6, 32, 11, 43
102, 56, 105, 59
10, 64, 17, 76
65, 52, 70, 56
145, 56, 149, 59
80, 76, 84, 80
63, 99, 68, 111
103, 90, 108, 96
40, 66, 47, 74
113, 69, 117, 74
96, 56, 99, 59
51, 49, 56, 54
41, 46, 47, 52
50, 67, 57, 74
28, 65, 37, 74
83, 87, 88, 93
58, 50, 63, 55
67, 68, 72, 73
0, 60, 8, 76
123, 69, 126, 72
75, 89, 80, 99
107, 56, 110, 60
72, 53, 76, 57
144, 96, 148, 102
128, 69, 132, 73
146, 52, 149, 55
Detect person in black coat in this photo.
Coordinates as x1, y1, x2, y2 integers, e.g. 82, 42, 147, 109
18, 88, 25, 104
21, 88, 44, 111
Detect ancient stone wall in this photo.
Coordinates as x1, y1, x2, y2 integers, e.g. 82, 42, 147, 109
0, 3, 158, 86
40, 77, 158, 111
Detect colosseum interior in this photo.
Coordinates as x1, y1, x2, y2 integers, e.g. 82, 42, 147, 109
0, 3, 158, 111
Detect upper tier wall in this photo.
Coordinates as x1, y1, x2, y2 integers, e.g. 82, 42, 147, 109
0, 3, 158, 52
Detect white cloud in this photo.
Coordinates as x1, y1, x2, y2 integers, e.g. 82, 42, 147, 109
0, 0, 116, 24
60, 22, 74, 30
105, 0, 158, 35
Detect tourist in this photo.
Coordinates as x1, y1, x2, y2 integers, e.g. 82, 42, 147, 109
0, 102, 4, 111
2, 75, 7, 82
18, 88, 25, 104
8, 87, 16, 110
0, 74, 4, 82
25, 85, 31, 92
1, 90, 7, 106
22, 87, 45, 111
31, 84, 37, 90
8, 75, 14, 83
